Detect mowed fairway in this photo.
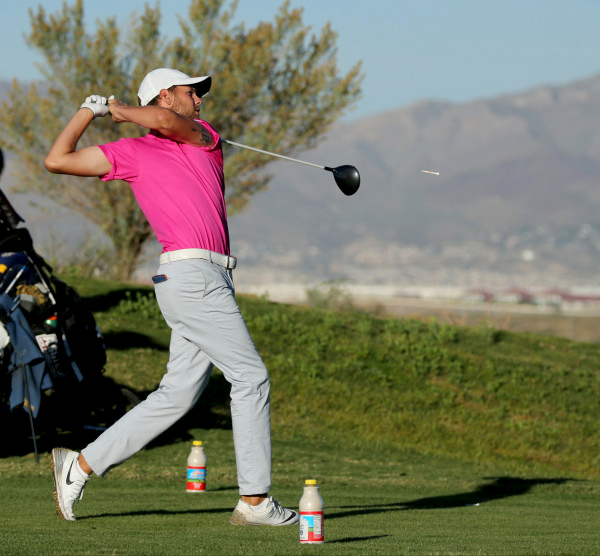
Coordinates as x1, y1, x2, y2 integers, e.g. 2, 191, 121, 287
1, 277, 599, 554
1, 430, 599, 555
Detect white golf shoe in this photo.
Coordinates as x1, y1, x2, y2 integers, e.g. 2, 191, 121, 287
51, 447, 89, 521
229, 496, 299, 526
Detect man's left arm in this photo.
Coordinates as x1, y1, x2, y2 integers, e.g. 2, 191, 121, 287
108, 99, 215, 148
45, 97, 113, 177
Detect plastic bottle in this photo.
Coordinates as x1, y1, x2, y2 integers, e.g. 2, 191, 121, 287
299, 479, 324, 544
186, 441, 206, 493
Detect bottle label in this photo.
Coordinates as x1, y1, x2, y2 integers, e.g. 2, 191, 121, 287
299, 511, 324, 543
186, 466, 206, 492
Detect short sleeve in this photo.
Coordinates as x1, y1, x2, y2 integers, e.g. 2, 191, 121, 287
98, 138, 139, 182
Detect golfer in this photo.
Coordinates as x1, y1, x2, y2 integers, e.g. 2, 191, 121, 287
45, 68, 298, 526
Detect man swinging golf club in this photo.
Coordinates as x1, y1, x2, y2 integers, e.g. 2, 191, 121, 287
45, 68, 298, 526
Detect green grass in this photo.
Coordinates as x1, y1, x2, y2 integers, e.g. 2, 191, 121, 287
0, 430, 598, 554
1, 428, 599, 555
1, 275, 599, 554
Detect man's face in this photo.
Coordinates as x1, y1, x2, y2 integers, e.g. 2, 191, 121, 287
168, 85, 202, 119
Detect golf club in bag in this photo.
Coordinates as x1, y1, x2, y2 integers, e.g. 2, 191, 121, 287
222, 139, 360, 196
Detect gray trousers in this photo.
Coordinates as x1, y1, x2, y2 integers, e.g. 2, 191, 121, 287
82, 258, 272, 495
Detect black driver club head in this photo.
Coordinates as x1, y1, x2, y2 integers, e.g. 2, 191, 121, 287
326, 165, 360, 196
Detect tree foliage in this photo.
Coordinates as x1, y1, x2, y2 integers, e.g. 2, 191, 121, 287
0, 0, 363, 279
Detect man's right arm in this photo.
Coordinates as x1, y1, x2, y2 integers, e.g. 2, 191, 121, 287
45, 106, 112, 177
108, 99, 215, 148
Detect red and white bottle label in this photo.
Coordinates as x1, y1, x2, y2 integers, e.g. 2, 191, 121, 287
186, 466, 206, 491
299, 511, 324, 543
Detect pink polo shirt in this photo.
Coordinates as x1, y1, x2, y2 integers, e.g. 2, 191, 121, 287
98, 120, 230, 255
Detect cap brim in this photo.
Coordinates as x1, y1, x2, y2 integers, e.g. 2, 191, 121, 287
175, 76, 211, 98
193, 76, 212, 98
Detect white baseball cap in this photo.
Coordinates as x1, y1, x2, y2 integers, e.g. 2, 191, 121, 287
137, 68, 212, 106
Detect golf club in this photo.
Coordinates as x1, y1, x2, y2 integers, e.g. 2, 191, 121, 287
222, 139, 360, 196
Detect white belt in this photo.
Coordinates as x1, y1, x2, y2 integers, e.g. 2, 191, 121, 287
159, 248, 237, 269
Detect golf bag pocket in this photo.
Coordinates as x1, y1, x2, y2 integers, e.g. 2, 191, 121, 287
35, 332, 69, 381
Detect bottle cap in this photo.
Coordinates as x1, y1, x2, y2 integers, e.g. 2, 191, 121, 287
193, 440, 203, 446
305, 479, 318, 485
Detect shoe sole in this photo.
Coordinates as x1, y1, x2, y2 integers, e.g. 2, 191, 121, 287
229, 509, 299, 526
51, 448, 73, 521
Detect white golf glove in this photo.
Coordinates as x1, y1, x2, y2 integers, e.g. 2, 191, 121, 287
80, 94, 109, 118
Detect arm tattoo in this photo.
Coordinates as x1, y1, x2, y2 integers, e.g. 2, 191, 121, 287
201, 125, 212, 145
196, 124, 212, 146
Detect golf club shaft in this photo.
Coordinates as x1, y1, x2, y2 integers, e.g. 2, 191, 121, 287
222, 139, 326, 171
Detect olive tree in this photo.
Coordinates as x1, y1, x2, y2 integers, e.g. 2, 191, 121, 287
0, 0, 363, 279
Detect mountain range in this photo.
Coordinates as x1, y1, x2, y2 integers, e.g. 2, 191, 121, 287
3, 75, 600, 289
229, 73, 600, 289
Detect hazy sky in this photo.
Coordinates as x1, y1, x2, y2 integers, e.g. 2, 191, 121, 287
1, 0, 600, 120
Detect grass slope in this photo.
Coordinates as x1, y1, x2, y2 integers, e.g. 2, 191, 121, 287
0, 276, 598, 554
56, 276, 600, 478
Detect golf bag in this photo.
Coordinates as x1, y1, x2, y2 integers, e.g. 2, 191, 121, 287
0, 186, 106, 422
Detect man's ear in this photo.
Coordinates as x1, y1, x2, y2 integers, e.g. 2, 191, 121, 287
157, 88, 173, 107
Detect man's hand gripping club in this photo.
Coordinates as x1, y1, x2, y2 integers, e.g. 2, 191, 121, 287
80, 94, 112, 118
